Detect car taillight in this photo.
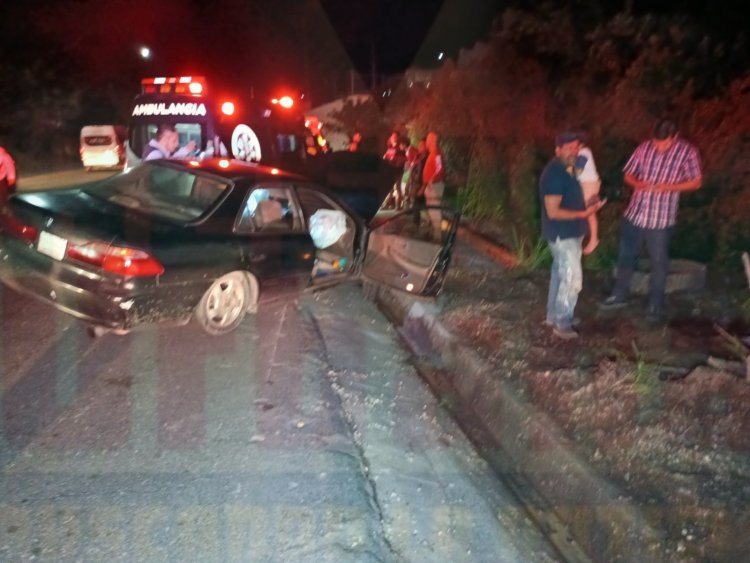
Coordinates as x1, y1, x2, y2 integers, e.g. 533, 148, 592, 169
67, 241, 164, 277
0, 212, 39, 243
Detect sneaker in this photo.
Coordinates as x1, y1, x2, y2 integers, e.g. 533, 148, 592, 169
553, 326, 579, 340
599, 295, 628, 310
544, 317, 580, 328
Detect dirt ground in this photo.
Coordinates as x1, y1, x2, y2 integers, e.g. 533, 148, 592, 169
438, 234, 750, 562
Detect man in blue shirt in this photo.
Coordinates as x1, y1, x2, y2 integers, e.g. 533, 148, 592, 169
540, 132, 605, 339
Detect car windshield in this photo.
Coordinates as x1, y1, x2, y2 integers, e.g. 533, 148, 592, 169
84, 163, 229, 222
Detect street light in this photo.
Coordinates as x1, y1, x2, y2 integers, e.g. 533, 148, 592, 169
139, 46, 151, 60
437, 51, 444, 61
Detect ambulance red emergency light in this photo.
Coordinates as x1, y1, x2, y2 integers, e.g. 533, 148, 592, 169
126, 76, 307, 170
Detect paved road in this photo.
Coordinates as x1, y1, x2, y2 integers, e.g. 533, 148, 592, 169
0, 285, 564, 562
1, 170, 562, 562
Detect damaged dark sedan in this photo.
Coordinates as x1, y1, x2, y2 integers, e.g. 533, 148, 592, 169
0, 158, 459, 335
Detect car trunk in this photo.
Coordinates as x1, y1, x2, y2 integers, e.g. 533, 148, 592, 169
9, 189, 177, 251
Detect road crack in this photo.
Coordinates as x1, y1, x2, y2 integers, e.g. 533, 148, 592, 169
305, 310, 403, 563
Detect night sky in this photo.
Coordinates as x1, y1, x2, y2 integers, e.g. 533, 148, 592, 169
319, 0, 506, 72
0, 0, 745, 103
0, 1, 503, 88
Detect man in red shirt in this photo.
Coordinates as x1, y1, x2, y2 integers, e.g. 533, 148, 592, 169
0, 145, 17, 207
420, 131, 444, 237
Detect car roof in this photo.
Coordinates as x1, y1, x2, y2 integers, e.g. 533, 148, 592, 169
149, 156, 392, 221
154, 158, 307, 183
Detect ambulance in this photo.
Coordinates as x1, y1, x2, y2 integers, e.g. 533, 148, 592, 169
126, 76, 307, 170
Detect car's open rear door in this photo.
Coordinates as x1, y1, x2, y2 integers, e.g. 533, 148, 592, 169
362, 206, 460, 297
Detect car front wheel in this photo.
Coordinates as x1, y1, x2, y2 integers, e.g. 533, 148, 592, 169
195, 272, 256, 335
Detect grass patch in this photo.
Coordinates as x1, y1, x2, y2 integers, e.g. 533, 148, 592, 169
512, 230, 550, 271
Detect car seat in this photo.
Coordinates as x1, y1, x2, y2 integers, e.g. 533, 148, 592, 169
255, 198, 285, 230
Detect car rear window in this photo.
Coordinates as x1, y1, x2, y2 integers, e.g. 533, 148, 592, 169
84, 163, 230, 222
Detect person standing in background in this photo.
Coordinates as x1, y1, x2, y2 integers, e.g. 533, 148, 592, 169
420, 131, 445, 237
600, 118, 702, 323
408, 138, 428, 207
400, 145, 419, 208
348, 131, 362, 152
383, 131, 400, 162
0, 145, 17, 207
541, 132, 606, 340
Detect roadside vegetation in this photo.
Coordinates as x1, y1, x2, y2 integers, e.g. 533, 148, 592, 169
3, 4, 746, 266
337, 6, 748, 558
336, 5, 749, 271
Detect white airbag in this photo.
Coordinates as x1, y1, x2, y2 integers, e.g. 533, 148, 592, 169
309, 209, 347, 249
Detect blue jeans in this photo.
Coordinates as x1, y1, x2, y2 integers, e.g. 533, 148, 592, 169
546, 236, 583, 329
611, 219, 673, 309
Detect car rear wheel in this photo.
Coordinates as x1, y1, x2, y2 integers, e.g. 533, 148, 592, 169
195, 272, 256, 335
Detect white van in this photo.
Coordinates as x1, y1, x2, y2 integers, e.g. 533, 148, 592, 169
80, 125, 127, 171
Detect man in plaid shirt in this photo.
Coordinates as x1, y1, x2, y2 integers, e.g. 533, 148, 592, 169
601, 119, 702, 322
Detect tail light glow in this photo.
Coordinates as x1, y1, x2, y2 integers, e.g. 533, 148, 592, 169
0, 213, 38, 243
67, 242, 164, 277
189, 82, 203, 95
221, 101, 235, 115
278, 96, 294, 108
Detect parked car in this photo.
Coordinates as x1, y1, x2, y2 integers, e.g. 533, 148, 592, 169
0, 158, 458, 336
80, 125, 127, 171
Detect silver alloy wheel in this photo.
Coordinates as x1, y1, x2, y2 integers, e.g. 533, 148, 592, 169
196, 272, 251, 334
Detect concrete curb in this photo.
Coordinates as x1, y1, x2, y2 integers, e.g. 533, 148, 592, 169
456, 224, 519, 269
375, 283, 666, 562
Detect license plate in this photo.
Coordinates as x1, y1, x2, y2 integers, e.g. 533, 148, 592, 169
37, 231, 68, 261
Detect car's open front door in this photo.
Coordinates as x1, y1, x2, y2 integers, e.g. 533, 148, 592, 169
362, 206, 460, 297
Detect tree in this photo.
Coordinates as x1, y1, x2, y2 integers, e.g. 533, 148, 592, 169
381, 4, 750, 265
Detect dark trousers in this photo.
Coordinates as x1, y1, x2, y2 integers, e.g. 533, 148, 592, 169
612, 219, 673, 309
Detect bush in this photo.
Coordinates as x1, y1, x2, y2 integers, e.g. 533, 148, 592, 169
459, 138, 506, 222
506, 144, 546, 244
368, 7, 748, 272
670, 207, 717, 263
